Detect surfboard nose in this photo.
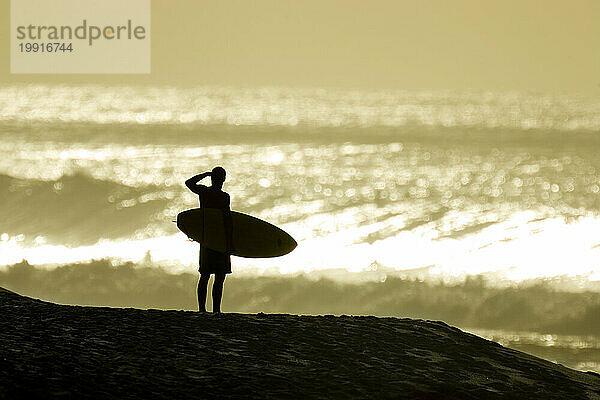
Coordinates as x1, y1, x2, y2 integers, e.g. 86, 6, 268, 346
277, 235, 297, 255
287, 236, 298, 252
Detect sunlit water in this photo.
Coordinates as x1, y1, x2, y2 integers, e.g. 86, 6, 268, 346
2, 84, 600, 372
1, 84, 600, 286
469, 329, 600, 374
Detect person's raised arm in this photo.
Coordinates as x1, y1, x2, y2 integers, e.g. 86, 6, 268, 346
185, 172, 211, 194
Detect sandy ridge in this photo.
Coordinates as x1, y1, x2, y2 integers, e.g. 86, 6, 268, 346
1, 287, 599, 399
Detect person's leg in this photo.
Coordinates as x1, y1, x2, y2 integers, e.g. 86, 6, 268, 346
212, 273, 226, 313
197, 274, 210, 312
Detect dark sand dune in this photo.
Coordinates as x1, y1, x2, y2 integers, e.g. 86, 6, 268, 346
1, 288, 599, 400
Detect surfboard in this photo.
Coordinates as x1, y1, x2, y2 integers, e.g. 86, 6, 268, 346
176, 208, 297, 258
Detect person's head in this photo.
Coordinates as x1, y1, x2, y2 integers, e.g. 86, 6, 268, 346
211, 166, 226, 188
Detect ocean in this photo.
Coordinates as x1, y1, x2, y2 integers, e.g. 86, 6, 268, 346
1, 84, 599, 372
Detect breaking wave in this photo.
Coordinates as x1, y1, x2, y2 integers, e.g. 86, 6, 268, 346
0, 173, 175, 245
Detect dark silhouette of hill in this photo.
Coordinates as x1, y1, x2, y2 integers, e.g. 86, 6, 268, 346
1, 287, 599, 399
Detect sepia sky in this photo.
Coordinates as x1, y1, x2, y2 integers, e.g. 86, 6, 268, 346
1, 0, 598, 93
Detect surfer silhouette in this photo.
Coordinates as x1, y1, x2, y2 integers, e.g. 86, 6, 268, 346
185, 166, 233, 313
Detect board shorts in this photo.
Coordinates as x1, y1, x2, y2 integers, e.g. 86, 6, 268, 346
199, 245, 232, 275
